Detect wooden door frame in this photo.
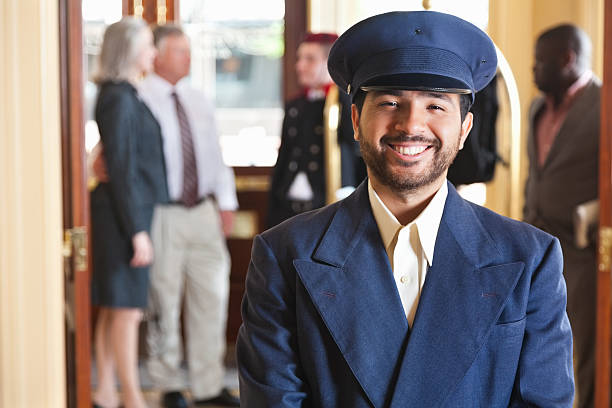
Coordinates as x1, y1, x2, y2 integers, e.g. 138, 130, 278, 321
595, 0, 612, 405
59, 0, 91, 407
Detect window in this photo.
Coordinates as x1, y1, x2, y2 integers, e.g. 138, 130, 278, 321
181, 0, 285, 166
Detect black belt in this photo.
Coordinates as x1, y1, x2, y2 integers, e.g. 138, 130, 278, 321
168, 194, 214, 207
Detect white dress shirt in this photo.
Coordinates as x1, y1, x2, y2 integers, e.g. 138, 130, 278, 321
138, 73, 238, 211
368, 180, 448, 326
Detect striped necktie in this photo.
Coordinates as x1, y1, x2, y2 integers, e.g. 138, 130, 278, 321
171, 91, 199, 207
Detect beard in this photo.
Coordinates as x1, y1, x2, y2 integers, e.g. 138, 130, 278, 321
359, 124, 461, 194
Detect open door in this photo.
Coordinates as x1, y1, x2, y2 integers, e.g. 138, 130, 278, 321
594, 0, 612, 405
60, 0, 92, 407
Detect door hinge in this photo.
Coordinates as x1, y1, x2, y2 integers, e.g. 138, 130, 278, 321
63, 226, 88, 272
599, 226, 612, 272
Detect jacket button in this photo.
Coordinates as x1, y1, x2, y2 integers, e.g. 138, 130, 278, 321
308, 161, 319, 172
288, 161, 298, 171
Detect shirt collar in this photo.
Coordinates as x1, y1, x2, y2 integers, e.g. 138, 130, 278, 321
141, 72, 185, 97
368, 179, 448, 266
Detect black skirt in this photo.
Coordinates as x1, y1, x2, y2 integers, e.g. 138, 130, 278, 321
90, 185, 152, 308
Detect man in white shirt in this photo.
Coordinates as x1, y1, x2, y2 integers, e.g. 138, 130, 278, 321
140, 25, 239, 408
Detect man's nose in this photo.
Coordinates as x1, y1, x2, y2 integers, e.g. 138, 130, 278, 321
394, 106, 426, 134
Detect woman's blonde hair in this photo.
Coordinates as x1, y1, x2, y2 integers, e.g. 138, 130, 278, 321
94, 17, 149, 85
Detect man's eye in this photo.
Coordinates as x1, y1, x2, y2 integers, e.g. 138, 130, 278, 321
428, 104, 444, 111
379, 101, 398, 107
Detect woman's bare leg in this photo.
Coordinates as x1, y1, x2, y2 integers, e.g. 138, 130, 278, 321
110, 308, 148, 408
93, 308, 120, 408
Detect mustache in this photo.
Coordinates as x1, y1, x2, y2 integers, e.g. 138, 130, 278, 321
381, 134, 440, 148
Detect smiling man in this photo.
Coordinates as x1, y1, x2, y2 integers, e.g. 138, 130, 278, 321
237, 11, 574, 407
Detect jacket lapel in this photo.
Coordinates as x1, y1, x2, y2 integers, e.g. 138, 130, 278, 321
389, 184, 525, 407
294, 182, 409, 408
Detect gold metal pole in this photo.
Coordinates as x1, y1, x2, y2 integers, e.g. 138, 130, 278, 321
323, 85, 342, 204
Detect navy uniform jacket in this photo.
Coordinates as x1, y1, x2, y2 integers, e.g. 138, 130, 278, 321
267, 89, 366, 228
238, 181, 574, 407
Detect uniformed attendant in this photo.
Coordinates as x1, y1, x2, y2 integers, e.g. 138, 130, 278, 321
267, 33, 366, 228
238, 11, 573, 407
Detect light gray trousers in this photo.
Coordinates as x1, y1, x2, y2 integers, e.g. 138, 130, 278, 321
146, 200, 230, 399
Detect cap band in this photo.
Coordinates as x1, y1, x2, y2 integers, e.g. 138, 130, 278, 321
360, 85, 472, 94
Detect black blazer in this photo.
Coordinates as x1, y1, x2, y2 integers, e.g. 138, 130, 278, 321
93, 80, 169, 238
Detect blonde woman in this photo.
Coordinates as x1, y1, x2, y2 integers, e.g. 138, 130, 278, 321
91, 17, 168, 408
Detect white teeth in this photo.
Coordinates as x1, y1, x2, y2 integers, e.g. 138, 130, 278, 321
394, 145, 427, 156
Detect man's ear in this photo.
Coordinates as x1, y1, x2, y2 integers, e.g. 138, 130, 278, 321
459, 111, 473, 150
351, 104, 360, 141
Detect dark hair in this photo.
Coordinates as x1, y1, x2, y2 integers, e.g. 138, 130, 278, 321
459, 94, 471, 121
352, 90, 472, 121
151, 23, 185, 48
